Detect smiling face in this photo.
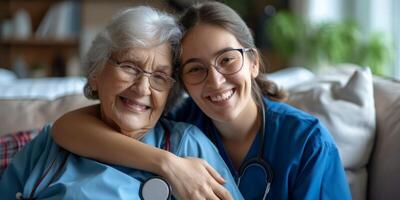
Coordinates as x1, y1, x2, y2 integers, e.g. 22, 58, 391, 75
90, 43, 173, 137
180, 24, 259, 123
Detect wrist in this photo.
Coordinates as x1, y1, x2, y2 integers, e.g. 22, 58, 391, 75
157, 151, 177, 179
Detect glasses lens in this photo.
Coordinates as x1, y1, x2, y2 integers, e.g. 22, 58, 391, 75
150, 73, 174, 91
238, 163, 270, 199
116, 63, 141, 81
215, 49, 243, 75
181, 62, 208, 84
115, 62, 174, 91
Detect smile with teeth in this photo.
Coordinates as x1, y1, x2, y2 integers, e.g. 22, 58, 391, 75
120, 96, 150, 111
208, 89, 234, 102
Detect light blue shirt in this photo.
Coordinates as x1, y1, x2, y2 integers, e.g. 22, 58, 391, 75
0, 120, 244, 200
169, 97, 352, 200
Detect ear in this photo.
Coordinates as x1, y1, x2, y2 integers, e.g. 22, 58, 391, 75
89, 75, 98, 92
250, 49, 260, 78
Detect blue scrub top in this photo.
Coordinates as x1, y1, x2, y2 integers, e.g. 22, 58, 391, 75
0, 120, 244, 200
168, 97, 352, 200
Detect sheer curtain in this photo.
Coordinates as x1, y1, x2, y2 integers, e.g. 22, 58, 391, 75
354, 0, 399, 79
393, 0, 400, 79
291, 0, 399, 79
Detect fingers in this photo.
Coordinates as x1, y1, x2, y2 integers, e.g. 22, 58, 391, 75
169, 157, 232, 200
203, 160, 226, 184
210, 181, 233, 200
192, 183, 231, 200
191, 185, 221, 200
202, 160, 232, 200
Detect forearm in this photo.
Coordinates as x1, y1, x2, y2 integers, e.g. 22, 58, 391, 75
51, 105, 174, 176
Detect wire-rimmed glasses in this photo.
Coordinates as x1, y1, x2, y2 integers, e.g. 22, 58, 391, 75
108, 58, 176, 91
181, 48, 252, 85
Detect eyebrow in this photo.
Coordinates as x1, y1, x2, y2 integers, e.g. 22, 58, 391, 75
181, 47, 238, 66
116, 59, 173, 75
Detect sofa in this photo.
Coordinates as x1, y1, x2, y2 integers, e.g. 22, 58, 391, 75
0, 65, 399, 199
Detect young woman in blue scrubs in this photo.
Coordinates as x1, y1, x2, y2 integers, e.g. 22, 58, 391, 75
52, 2, 352, 199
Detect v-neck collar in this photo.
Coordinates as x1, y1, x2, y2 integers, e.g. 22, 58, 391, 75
207, 118, 263, 181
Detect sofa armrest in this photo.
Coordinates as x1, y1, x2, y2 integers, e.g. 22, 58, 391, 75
369, 77, 400, 200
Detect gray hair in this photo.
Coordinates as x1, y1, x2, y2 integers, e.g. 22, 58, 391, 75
83, 6, 183, 112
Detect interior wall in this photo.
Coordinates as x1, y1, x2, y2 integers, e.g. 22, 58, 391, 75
80, 1, 169, 59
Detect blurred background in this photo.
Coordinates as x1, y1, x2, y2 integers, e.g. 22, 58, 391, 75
0, 0, 398, 79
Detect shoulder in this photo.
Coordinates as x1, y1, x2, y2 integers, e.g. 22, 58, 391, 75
165, 97, 205, 124
19, 124, 57, 153
264, 97, 336, 149
161, 118, 215, 156
266, 97, 317, 125
162, 118, 209, 143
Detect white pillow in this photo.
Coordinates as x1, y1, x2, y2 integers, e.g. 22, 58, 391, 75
265, 67, 315, 90
0, 68, 17, 83
0, 76, 86, 100
287, 67, 375, 170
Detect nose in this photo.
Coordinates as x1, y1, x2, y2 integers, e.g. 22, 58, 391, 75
130, 75, 151, 96
204, 66, 226, 88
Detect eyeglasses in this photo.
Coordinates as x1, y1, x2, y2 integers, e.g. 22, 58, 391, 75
181, 48, 252, 85
108, 58, 176, 91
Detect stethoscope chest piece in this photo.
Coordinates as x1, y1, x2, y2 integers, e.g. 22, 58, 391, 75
140, 177, 171, 200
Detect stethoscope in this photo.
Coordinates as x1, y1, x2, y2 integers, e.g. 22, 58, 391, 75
206, 102, 273, 200
139, 120, 172, 200
18, 121, 173, 200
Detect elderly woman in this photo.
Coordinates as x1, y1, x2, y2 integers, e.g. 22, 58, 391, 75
0, 6, 243, 200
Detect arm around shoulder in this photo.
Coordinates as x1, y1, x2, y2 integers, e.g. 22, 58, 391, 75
51, 105, 175, 177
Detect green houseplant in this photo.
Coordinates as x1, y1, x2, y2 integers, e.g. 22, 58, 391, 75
267, 11, 393, 75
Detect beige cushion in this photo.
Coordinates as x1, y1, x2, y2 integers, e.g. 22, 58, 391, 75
0, 94, 97, 135
369, 77, 400, 200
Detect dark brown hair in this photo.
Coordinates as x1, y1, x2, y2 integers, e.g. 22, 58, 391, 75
179, 1, 287, 105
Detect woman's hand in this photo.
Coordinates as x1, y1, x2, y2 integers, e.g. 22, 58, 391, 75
161, 156, 233, 200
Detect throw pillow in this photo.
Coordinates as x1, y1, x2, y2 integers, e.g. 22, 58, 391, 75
287, 67, 375, 170
0, 68, 17, 83
0, 129, 40, 176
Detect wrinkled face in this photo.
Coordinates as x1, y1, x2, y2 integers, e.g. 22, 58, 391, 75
90, 43, 173, 137
180, 24, 259, 122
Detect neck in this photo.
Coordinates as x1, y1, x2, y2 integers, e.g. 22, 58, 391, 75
212, 99, 260, 142
212, 99, 261, 169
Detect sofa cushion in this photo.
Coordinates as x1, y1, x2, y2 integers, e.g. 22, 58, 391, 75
0, 94, 97, 135
369, 77, 400, 200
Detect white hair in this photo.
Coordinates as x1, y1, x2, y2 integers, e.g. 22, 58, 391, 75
84, 6, 182, 103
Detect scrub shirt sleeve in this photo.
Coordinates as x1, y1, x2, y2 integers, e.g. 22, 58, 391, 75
292, 123, 352, 200
176, 125, 244, 200
0, 125, 54, 199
